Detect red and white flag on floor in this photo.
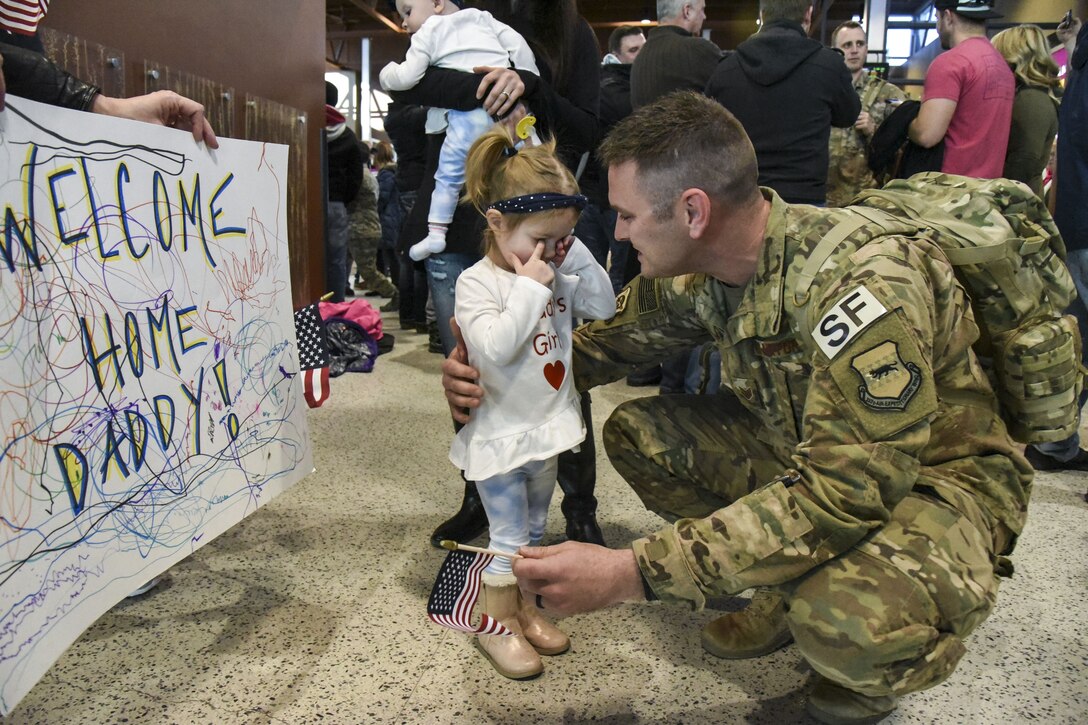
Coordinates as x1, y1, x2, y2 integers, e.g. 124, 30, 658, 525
293, 303, 331, 408
427, 550, 513, 636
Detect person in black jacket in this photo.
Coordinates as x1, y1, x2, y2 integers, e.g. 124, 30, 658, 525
0, 41, 218, 147
704, 0, 859, 205
388, 0, 607, 549
325, 81, 363, 303
575, 26, 644, 281
385, 101, 431, 331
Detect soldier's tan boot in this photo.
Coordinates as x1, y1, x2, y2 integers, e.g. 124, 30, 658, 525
517, 594, 570, 655
700, 589, 793, 659
805, 676, 898, 725
475, 574, 543, 679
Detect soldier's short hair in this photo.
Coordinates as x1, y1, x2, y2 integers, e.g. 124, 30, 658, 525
831, 20, 866, 47
609, 25, 645, 55
598, 91, 760, 220
760, 0, 812, 25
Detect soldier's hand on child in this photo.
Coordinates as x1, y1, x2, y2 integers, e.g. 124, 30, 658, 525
508, 242, 554, 286
442, 320, 482, 424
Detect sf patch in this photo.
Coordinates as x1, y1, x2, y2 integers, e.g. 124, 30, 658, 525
851, 341, 922, 411
813, 285, 888, 360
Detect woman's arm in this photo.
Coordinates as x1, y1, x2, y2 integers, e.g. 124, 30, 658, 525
0, 40, 99, 111
389, 66, 538, 117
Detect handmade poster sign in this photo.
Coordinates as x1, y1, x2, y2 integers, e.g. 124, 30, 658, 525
0, 96, 310, 713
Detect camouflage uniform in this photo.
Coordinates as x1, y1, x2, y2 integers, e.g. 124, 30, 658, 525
826, 74, 906, 208
573, 189, 1032, 698
348, 170, 398, 297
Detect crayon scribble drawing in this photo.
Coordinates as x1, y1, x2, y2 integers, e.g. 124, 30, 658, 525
0, 97, 311, 713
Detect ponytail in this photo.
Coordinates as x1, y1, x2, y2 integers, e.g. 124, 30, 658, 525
464, 127, 577, 214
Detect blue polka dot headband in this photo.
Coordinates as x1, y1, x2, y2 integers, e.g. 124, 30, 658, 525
487, 192, 588, 214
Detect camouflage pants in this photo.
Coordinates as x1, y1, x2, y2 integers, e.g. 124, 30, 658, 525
348, 210, 397, 297
603, 393, 1001, 697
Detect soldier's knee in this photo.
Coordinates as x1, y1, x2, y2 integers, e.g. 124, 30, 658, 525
784, 559, 967, 697
602, 398, 654, 458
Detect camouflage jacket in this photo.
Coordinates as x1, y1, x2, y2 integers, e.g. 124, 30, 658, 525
573, 189, 1031, 609
348, 170, 381, 239
826, 74, 906, 208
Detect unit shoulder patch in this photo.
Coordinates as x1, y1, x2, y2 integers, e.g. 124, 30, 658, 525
850, 340, 922, 411
824, 309, 938, 440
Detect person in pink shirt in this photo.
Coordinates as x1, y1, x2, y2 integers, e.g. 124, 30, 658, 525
908, 0, 1014, 178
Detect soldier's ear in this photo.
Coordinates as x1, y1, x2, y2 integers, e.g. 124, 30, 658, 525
680, 188, 711, 239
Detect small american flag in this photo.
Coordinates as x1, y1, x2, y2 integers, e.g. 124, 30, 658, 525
427, 550, 513, 636
293, 303, 331, 408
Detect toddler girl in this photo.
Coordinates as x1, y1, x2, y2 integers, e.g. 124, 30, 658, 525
449, 127, 615, 679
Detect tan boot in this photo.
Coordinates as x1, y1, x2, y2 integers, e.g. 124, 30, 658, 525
805, 676, 898, 724
517, 594, 570, 655
700, 589, 793, 659
475, 573, 543, 679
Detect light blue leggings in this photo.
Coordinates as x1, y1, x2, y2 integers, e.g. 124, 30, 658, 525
430, 108, 493, 224
475, 456, 559, 576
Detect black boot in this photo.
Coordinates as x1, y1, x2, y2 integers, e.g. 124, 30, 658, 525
430, 479, 488, 548
558, 392, 605, 546
428, 321, 444, 353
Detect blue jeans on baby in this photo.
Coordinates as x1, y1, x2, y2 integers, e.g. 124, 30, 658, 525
475, 457, 559, 576
430, 108, 494, 225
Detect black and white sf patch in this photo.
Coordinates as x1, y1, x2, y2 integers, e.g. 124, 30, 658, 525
812, 285, 888, 360
850, 340, 922, 411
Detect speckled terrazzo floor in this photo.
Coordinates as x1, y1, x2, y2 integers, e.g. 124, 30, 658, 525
8, 302, 1088, 724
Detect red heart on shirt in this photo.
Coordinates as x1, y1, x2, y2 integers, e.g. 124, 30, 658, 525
543, 361, 565, 390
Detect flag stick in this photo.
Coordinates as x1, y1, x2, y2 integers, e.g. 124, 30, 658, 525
440, 539, 523, 560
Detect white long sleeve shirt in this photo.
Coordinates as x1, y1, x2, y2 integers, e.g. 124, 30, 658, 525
449, 239, 615, 481
379, 9, 539, 93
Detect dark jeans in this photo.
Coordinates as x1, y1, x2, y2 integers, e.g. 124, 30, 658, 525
396, 190, 428, 325
398, 252, 429, 326
325, 200, 349, 303
425, 252, 479, 355
573, 201, 614, 270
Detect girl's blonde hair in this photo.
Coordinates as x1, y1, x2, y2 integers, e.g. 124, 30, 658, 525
463, 126, 579, 254
992, 25, 1061, 101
